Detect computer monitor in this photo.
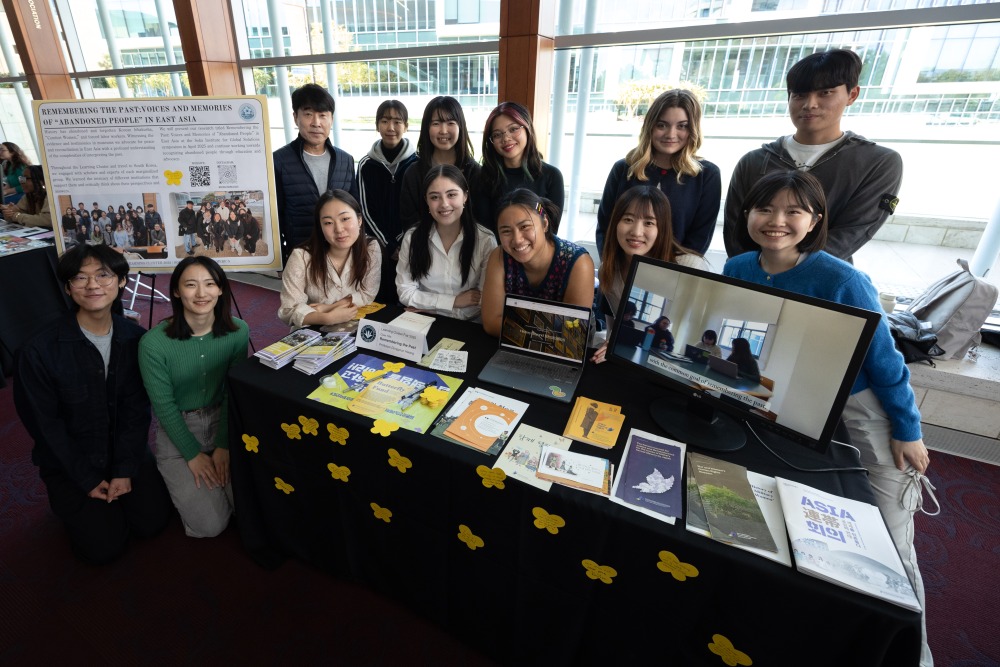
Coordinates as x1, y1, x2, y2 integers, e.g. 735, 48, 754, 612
607, 256, 881, 453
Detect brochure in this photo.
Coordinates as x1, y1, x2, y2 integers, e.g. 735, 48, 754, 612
610, 429, 686, 525
535, 446, 612, 496
307, 353, 461, 434
562, 396, 625, 449
495, 424, 572, 492
431, 387, 528, 455
687, 452, 778, 552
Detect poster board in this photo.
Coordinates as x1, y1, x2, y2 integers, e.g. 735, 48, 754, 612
33, 96, 281, 272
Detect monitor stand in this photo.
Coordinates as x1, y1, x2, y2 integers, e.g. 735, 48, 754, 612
649, 394, 746, 452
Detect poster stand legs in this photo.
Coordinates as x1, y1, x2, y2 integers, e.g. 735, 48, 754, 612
126, 271, 169, 330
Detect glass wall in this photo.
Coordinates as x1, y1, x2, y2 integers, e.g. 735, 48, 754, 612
234, 0, 501, 154
0, 7, 37, 160
549, 1, 1000, 248
553, 0, 1000, 36
50, 0, 189, 97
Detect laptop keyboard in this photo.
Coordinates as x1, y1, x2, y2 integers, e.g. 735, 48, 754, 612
492, 350, 579, 384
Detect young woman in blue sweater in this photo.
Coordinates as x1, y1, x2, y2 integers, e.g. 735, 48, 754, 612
723, 169, 934, 667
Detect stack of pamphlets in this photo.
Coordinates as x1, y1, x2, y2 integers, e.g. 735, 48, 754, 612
254, 329, 322, 369
292, 332, 356, 375
562, 396, 625, 448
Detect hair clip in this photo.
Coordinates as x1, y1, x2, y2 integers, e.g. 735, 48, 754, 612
535, 202, 545, 218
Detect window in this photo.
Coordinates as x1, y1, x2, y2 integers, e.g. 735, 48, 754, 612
718, 320, 768, 357
628, 288, 666, 324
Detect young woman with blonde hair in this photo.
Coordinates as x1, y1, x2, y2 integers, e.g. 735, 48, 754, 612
596, 89, 720, 255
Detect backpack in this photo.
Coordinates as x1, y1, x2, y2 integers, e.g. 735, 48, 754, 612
886, 311, 943, 365
906, 259, 999, 360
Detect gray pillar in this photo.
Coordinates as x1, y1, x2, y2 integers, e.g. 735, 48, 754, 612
321, 0, 342, 146
548, 0, 575, 165
95, 0, 131, 97
565, 0, 598, 241
266, 0, 294, 143
970, 197, 1000, 278
153, 0, 183, 94
0, 20, 37, 154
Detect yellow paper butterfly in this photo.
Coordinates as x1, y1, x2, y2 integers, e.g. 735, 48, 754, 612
420, 385, 449, 406
370, 502, 392, 523
476, 465, 506, 490
581, 559, 617, 584
274, 477, 294, 494
531, 507, 565, 535
457, 524, 484, 551
371, 419, 400, 437
657, 550, 699, 582
298, 415, 319, 436
242, 434, 259, 453
327, 423, 350, 445
327, 462, 351, 482
361, 368, 388, 382
708, 634, 753, 667
382, 361, 405, 373
281, 423, 302, 440
164, 170, 182, 186
387, 448, 412, 473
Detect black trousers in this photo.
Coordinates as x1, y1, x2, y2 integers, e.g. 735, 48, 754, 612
40, 452, 172, 565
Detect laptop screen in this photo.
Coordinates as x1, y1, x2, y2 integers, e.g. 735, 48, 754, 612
500, 296, 591, 363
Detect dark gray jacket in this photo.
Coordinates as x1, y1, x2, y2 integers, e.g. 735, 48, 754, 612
723, 131, 903, 262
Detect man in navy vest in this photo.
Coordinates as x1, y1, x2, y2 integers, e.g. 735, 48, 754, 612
273, 84, 359, 264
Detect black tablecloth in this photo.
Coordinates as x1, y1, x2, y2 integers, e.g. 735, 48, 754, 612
0, 245, 69, 383
228, 310, 920, 667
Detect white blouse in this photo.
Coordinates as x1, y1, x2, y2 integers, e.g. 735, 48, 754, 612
395, 224, 497, 320
278, 242, 382, 328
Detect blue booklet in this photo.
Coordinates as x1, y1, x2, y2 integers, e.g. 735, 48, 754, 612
610, 429, 686, 524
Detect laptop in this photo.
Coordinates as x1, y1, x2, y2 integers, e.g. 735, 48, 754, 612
707, 354, 740, 378
684, 343, 710, 361
478, 294, 592, 403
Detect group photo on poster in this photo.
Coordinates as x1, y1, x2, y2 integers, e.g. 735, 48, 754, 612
34, 96, 280, 272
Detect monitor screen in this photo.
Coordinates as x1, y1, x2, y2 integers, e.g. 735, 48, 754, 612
607, 256, 881, 454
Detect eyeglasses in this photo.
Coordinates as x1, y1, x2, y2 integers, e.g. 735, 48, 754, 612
68, 270, 117, 289
18, 175, 27, 183
490, 124, 524, 144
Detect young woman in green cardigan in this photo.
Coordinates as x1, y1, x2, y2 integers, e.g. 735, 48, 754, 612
139, 256, 249, 537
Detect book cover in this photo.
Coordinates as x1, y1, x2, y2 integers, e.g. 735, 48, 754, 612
610, 429, 685, 524
431, 387, 529, 456
535, 446, 611, 496
562, 396, 624, 449
775, 477, 920, 611
495, 424, 571, 492
307, 354, 461, 434
687, 452, 778, 552
686, 468, 793, 567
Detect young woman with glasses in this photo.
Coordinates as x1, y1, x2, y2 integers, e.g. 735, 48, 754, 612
475, 101, 564, 235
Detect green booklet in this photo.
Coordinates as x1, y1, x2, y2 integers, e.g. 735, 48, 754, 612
687, 452, 778, 553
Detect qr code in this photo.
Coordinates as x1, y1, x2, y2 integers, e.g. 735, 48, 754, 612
219, 163, 237, 186
189, 165, 211, 188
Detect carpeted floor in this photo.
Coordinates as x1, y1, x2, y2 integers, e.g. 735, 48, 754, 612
2, 278, 998, 665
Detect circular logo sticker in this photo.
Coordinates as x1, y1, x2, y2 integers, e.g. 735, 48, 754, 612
359, 324, 378, 343
239, 103, 256, 121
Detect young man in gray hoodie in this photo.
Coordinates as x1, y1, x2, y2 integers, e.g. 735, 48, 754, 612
723, 49, 902, 263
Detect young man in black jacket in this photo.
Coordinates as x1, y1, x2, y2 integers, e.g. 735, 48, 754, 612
273, 84, 359, 263
14, 245, 171, 564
